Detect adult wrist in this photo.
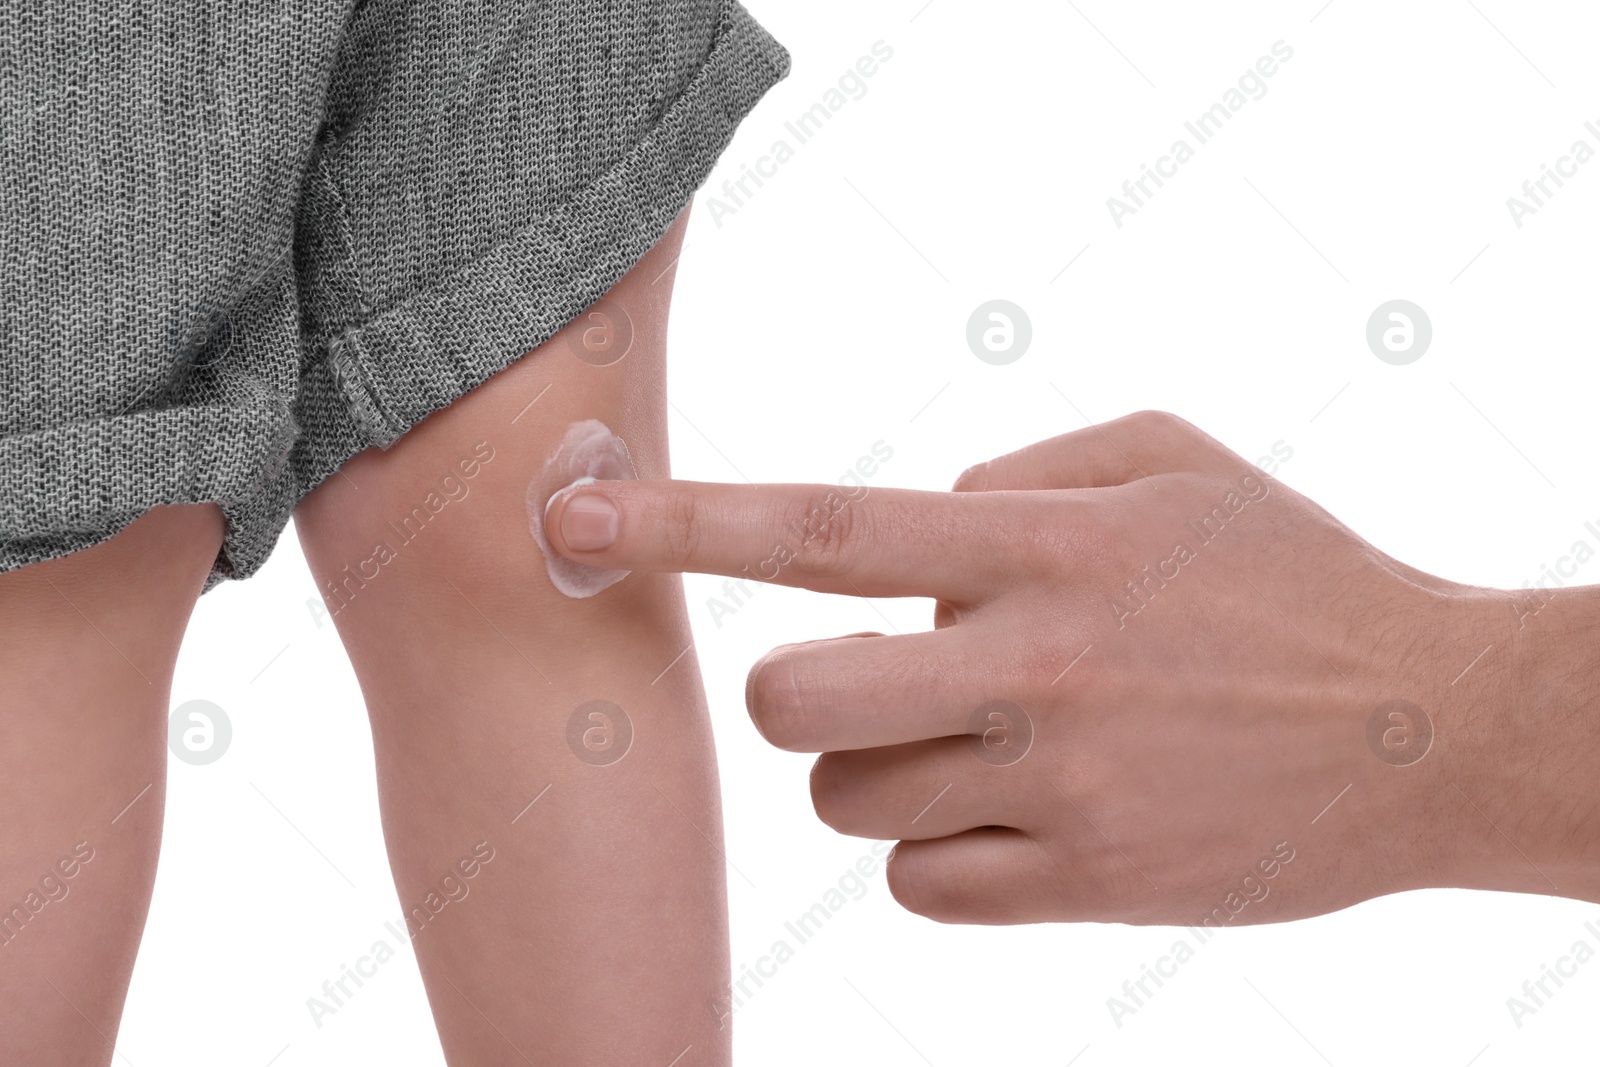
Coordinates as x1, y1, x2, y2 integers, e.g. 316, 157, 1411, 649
1439, 584, 1600, 902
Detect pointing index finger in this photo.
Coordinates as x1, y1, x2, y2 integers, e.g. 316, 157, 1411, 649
545, 478, 1010, 602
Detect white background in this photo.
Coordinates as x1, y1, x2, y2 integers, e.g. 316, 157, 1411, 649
124, 1, 1600, 1064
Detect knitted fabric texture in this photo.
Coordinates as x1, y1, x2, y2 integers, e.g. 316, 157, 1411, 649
0, 0, 789, 591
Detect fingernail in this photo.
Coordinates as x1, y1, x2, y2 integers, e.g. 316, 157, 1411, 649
560, 493, 618, 551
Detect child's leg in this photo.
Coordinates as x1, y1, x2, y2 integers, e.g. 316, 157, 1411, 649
294, 214, 733, 1064
0, 504, 222, 1066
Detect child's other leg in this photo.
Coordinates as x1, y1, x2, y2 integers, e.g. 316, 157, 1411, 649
0, 504, 222, 1066
294, 214, 734, 1064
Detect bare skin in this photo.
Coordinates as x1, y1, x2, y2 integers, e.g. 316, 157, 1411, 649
546, 409, 1600, 925
293, 210, 733, 1063
0, 503, 222, 1065
2, 211, 727, 1065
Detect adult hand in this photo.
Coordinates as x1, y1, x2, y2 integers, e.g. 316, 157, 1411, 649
546, 411, 1600, 924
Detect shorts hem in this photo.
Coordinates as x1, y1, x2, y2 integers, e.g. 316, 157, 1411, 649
0, 400, 297, 584
309, 0, 790, 454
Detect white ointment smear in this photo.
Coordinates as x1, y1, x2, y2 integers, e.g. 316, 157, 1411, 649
527, 419, 637, 598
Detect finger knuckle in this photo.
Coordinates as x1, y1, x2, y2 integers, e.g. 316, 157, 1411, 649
1015, 495, 1117, 575
951, 462, 990, 493
885, 843, 963, 923
785, 488, 864, 583
746, 649, 822, 752
1128, 409, 1235, 463
1070, 506, 1129, 572
808, 755, 863, 835
661, 489, 704, 568
1129, 408, 1195, 439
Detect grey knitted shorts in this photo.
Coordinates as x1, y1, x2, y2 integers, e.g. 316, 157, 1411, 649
0, 1, 787, 592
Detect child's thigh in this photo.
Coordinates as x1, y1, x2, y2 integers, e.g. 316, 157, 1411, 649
0, 503, 221, 1061
290, 215, 732, 1062
291, 213, 693, 704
